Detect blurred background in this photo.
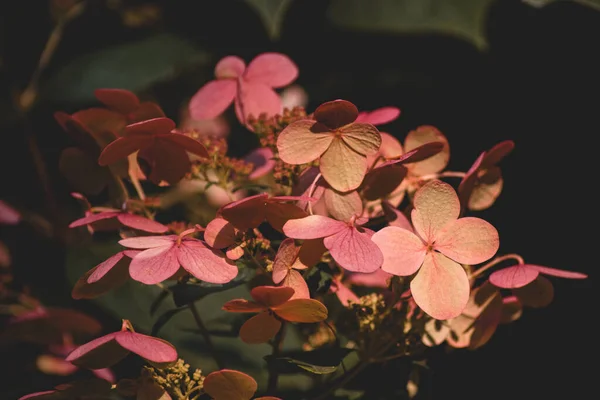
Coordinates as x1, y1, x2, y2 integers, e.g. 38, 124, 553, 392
0, 0, 596, 399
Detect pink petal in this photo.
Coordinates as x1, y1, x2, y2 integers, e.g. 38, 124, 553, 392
177, 240, 238, 284
119, 235, 177, 249
330, 279, 360, 307
411, 180, 460, 242
0, 200, 20, 224
324, 188, 363, 221
371, 226, 426, 276
513, 276, 554, 308
244, 52, 298, 88
18, 391, 57, 399
386, 142, 445, 165
314, 100, 358, 129
69, 211, 119, 228
291, 239, 326, 270
324, 227, 383, 273
203, 369, 258, 400
215, 56, 246, 79
319, 138, 368, 192
489, 264, 539, 289
226, 245, 244, 260
482, 140, 515, 168
282, 270, 310, 299
271, 298, 328, 322
381, 201, 413, 231
87, 251, 129, 284
346, 269, 392, 288
245, 147, 275, 179
91, 368, 115, 383
458, 151, 485, 208
500, 296, 523, 323
117, 213, 168, 233
98, 136, 149, 166
251, 285, 294, 307
219, 193, 268, 231
272, 238, 299, 284
129, 245, 180, 284
468, 174, 503, 211
222, 299, 266, 313
162, 133, 209, 158
434, 217, 499, 265
204, 218, 237, 249
282, 215, 346, 239
277, 120, 334, 164
361, 163, 407, 201
410, 252, 470, 320
115, 331, 177, 367
264, 202, 309, 233
36, 354, 79, 376
235, 81, 281, 122
371, 132, 404, 162
189, 80, 237, 120
240, 312, 282, 344
340, 123, 382, 156
126, 117, 175, 136
404, 126, 449, 175
355, 107, 400, 125
65, 332, 129, 369
94, 88, 139, 114
529, 264, 588, 280
130, 101, 165, 122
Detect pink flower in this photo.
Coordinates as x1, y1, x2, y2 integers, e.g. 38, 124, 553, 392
372, 180, 499, 319
203, 217, 245, 260
94, 88, 165, 123
489, 262, 587, 289
119, 228, 238, 285
355, 106, 401, 126
189, 53, 298, 124
272, 238, 326, 299
244, 147, 275, 180
283, 214, 383, 273
69, 209, 168, 233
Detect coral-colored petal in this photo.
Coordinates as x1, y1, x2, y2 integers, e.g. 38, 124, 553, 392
204, 369, 257, 400
381, 201, 413, 231
129, 245, 180, 284
189, 80, 237, 120
458, 151, 485, 209
219, 193, 268, 231
530, 264, 588, 279
236, 81, 281, 122
434, 217, 499, 265
251, 285, 294, 307
138, 140, 192, 185
378, 132, 404, 158
340, 123, 381, 156
178, 241, 238, 284
98, 136, 149, 166
411, 180, 460, 242
272, 238, 299, 284
65, 332, 129, 369
468, 174, 503, 211
222, 299, 266, 313
126, 117, 175, 136
410, 252, 470, 320
86, 252, 129, 284
320, 138, 368, 192
346, 268, 392, 288
18, 390, 57, 399
500, 296, 523, 323
489, 264, 539, 289
386, 141, 446, 165
119, 235, 177, 249
277, 120, 334, 165
292, 239, 326, 270
244, 52, 298, 88
422, 319, 450, 347
94, 89, 139, 114
215, 56, 246, 79
324, 188, 363, 221
69, 211, 119, 228
324, 227, 383, 273
245, 147, 275, 179
330, 279, 360, 307
404, 126, 449, 175
226, 245, 244, 260
282, 270, 310, 299
116, 213, 168, 233
240, 312, 282, 344
130, 102, 165, 122
272, 299, 328, 322
362, 164, 407, 201
163, 133, 209, 158
355, 107, 400, 125
204, 218, 237, 249
283, 215, 346, 239
265, 202, 308, 233
115, 331, 177, 367
314, 100, 358, 129
482, 140, 515, 169
469, 292, 503, 349
371, 226, 426, 276
513, 276, 554, 308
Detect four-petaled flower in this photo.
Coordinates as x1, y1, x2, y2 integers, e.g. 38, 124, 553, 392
277, 100, 382, 192
372, 180, 499, 319
189, 53, 298, 124
222, 286, 327, 344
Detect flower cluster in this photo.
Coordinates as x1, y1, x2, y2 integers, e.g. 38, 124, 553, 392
19, 52, 587, 399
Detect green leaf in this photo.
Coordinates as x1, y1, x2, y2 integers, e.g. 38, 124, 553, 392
171, 269, 254, 308
264, 347, 355, 375
305, 263, 333, 296
522, 0, 600, 10
244, 0, 294, 40
42, 33, 209, 103
327, 0, 496, 49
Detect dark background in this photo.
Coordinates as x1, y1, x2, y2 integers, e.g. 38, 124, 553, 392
0, 0, 596, 399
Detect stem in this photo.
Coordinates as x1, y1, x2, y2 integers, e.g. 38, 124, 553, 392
418, 171, 466, 182
469, 253, 525, 279
306, 172, 322, 215
128, 169, 146, 201
189, 302, 225, 369
313, 361, 368, 400
267, 322, 286, 393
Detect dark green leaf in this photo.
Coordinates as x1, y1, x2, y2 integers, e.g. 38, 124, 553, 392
306, 263, 333, 296
264, 346, 354, 375
150, 288, 172, 316
244, 0, 294, 40
151, 307, 188, 336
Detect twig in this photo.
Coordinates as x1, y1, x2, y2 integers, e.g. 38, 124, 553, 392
188, 301, 225, 369
267, 322, 286, 393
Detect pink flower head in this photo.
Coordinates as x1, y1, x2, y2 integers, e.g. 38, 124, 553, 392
244, 147, 275, 180
189, 53, 298, 124
489, 262, 587, 289
222, 286, 328, 344
94, 88, 165, 123
218, 193, 309, 232
272, 238, 326, 299
98, 117, 209, 185
458, 140, 514, 211
203, 217, 245, 260
283, 214, 384, 273
203, 369, 259, 400
69, 209, 167, 233
119, 228, 238, 285
71, 250, 140, 299
372, 180, 499, 319
0, 200, 20, 225
277, 100, 382, 192
65, 319, 177, 369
